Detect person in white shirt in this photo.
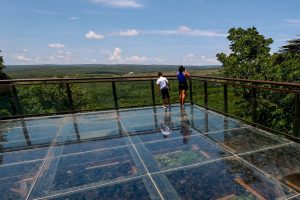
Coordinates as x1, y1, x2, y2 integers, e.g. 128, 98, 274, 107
156, 72, 171, 109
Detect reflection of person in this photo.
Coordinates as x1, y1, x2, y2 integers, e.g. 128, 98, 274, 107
156, 72, 171, 110
176, 66, 190, 109
180, 110, 191, 143
160, 111, 173, 138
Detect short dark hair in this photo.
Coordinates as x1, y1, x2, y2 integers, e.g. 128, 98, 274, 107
158, 72, 162, 76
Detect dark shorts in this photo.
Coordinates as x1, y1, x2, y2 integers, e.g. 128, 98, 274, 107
178, 82, 188, 90
160, 88, 170, 99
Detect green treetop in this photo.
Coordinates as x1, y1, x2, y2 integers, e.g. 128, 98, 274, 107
217, 27, 273, 80
0, 50, 9, 79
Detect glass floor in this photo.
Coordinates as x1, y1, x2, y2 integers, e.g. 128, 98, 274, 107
0, 104, 299, 200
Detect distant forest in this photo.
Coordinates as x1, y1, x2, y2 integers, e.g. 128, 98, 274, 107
4, 64, 220, 78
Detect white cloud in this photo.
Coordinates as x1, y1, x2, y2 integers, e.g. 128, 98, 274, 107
118, 29, 139, 36
108, 47, 149, 64
87, 0, 143, 8
284, 19, 300, 26
144, 25, 227, 37
182, 53, 220, 65
49, 43, 65, 48
85, 30, 104, 39
69, 17, 79, 20
15, 55, 31, 61
126, 55, 148, 63
178, 25, 191, 33
21, 49, 29, 53
109, 47, 122, 62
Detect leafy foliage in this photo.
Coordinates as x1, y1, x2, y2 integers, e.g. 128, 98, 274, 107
18, 84, 88, 114
279, 37, 300, 54
217, 27, 300, 135
217, 27, 273, 80
0, 50, 9, 79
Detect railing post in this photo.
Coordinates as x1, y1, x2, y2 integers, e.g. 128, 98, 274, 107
11, 85, 23, 115
151, 80, 156, 106
65, 83, 74, 112
293, 93, 300, 137
189, 79, 193, 104
112, 81, 118, 110
224, 83, 228, 115
251, 87, 257, 123
204, 80, 208, 107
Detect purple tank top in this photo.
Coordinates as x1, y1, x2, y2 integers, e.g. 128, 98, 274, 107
177, 72, 186, 83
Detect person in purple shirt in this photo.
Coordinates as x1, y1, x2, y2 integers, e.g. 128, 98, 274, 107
176, 65, 190, 108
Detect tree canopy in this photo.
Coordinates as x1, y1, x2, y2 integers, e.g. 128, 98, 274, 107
216, 27, 300, 135
0, 50, 9, 79
279, 37, 300, 54
217, 27, 273, 80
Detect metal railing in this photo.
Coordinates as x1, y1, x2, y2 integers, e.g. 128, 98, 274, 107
0, 75, 299, 139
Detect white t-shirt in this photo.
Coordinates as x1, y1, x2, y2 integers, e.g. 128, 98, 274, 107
156, 76, 169, 90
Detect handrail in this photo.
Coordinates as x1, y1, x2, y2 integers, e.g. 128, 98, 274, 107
0, 74, 299, 139
1, 75, 299, 87
192, 75, 300, 87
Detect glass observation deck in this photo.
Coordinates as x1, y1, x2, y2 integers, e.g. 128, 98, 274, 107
0, 104, 299, 200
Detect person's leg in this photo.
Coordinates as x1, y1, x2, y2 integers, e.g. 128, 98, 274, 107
166, 90, 171, 107
182, 90, 186, 105
161, 88, 167, 108
179, 90, 184, 107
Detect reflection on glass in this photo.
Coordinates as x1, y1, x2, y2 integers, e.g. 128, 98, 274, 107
153, 158, 296, 200
160, 111, 173, 137
180, 109, 191, 143
71, 114, 80, 141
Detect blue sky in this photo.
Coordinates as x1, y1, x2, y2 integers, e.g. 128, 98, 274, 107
0, 0, 299, 65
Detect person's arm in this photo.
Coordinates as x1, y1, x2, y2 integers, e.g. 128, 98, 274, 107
185, 69, 190, 79
157, 84, 160, 94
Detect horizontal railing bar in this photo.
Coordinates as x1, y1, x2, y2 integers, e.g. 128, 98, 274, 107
1, 75, 299, 89
192, 75, 300, 87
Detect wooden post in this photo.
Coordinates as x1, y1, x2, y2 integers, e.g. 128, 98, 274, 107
11, 85, 23, 115
65, 83, 74, 112
251, 87, 257, 123
204, 80, 208, 107
112, 81, 118, 110
224, 84, 228, 115
189, 79, 193, 104
151, 80, 156, 106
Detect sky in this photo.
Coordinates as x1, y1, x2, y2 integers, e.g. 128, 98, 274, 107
0, 0, 299, 66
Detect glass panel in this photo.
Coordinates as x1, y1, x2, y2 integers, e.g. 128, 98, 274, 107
134, 130, 232, 172
256, 89, 294, 135
0, 161, 42, 200
71, 82, 114, 110
0, 91, 14, 117
242, 143, 300, 192
192, 79, 204, 106
116, 81, 153, 108
207, 82, 223, 111
45, 176, 161, 200
0, 147, 48, 165
152, 158, 296, 200
190, 108, 244, 133
205, 127, 291, 154
17, 84, 69, 115
227, 85, 250, 121
30, 145, 146, 198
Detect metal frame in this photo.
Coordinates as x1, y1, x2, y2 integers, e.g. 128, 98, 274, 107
1, 75, 300, 138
